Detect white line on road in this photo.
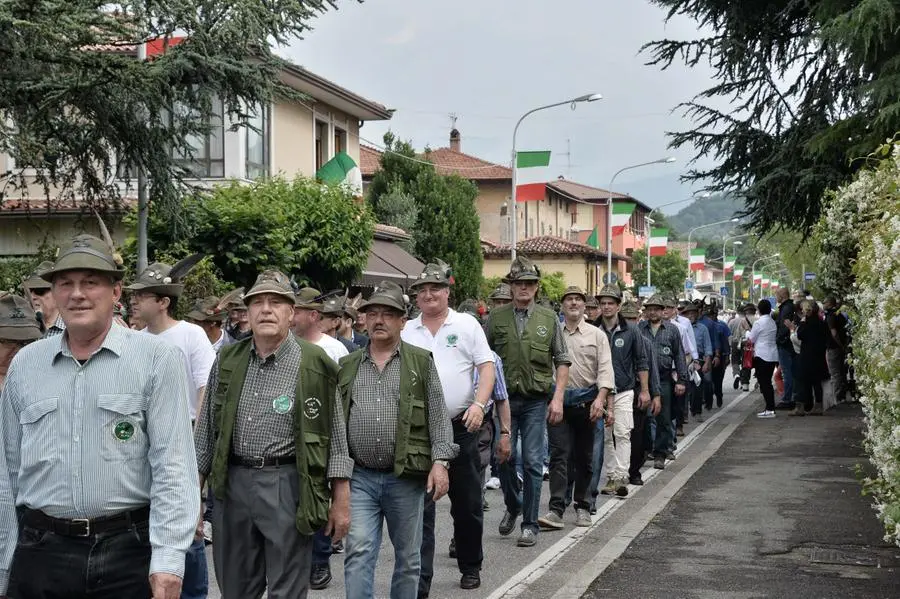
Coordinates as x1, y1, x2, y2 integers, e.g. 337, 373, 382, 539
487, 390, 752, 599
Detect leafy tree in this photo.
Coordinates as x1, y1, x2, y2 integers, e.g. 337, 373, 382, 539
374, 189, 418, 254
367, 134, 483, 300
630, 248, 688, 296
0, 0, 340, 230
480, 276, 503, 301
539, 271, 567, 303
644, 1, 900, 235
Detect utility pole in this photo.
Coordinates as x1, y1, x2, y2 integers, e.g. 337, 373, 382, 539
136, 40, 149, 274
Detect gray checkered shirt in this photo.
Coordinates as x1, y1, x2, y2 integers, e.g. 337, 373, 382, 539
348, 344, 458, 470
42, 314, 65, 338
195, 336, 353, 479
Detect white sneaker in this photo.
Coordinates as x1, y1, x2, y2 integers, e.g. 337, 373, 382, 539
756, 410, 776, 419
484, 476, 501, 490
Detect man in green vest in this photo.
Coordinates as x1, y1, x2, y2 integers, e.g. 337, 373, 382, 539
341, 281, 458, 599
193, 270, 352, 599
485, 255, 571, 548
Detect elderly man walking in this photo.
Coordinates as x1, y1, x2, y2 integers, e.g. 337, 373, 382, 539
194, 270, 352, 599
0, 233, 200, 599
341, 281, 457, 599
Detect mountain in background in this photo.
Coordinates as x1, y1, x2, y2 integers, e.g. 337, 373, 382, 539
665, 193, 744, 239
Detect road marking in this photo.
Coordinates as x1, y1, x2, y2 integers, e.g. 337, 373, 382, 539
487, 390, 752, 599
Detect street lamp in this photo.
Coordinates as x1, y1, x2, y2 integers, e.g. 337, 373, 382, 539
606, 156, 677, 283
651, 192, 712, 214
510, 93, 603, 261
686, 217, 741, 281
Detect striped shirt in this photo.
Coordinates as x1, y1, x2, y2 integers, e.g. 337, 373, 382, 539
473, 351, 509, 409
0, 323, 200, 591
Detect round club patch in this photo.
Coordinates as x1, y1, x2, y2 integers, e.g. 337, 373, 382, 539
304, 397, 322, 420
446, 333, 459, 347
113, 420, 135, 442
614, 338, 625, 348
272, 395, 294, 415
536, 325, 549, 338
662, 346, 672, 355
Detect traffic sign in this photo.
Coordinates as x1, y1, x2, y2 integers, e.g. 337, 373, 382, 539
720, 286, 729, 296
603, 272, 618, 285
638, 285, 656, 298
684, 279, 694, 290
804, 272, 816, 281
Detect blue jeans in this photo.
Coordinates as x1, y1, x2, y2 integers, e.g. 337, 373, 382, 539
588, 418, 606, 506
498, 396, 547, 534
181, 537, 209, 599
345, 466, 425, 599
312, 528, 332, 566
778, 347, 796, 403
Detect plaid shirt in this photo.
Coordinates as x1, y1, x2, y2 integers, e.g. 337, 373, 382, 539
347, 344, 457, 470
638, 319, 689, 385
42, 314, 66, 338
473, 351, 509, 410
195, 336, 353, 479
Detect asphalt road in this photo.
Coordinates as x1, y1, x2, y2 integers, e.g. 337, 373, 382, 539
204, 388, 899, 598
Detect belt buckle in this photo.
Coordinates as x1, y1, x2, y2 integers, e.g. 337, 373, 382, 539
71, 518, 91, 537
249, 457, 266, 469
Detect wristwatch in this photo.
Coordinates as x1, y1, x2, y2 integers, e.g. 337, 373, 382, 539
434, 459, 450, 470
475, 401, 489, 414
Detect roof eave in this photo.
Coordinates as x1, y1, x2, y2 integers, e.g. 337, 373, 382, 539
280, 63, 393, 122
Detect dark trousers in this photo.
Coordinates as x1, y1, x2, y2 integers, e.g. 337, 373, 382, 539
653, 380, 674, 457
689, 379, 704, 416
312, 528, 332, 566
9, 512, 152, 598
754, 357, 778, 411
712, 364, 726, 405
702, 368, 715, 410
419, 419, 483, 596
629, 406, 648, 480
798, 375, 824, 412
547, 404, 594, 515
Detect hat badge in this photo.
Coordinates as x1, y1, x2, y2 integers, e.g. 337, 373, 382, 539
162, 277, 172, 284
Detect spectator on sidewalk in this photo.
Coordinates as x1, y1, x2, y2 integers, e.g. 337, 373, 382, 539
748, 300, 779, 418
823, 296, 849, 404
789, 300, 829, 416
774, 288, 798, 410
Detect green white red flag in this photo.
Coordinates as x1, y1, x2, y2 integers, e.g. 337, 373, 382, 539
611, 202, 636, 235
753, 273, 762, 286
689, 249, 705, 271
649, 228, 668, 256
733, 264, 744, 281
762, 277, 770, 289
723, 256, 736, 273
515, 151, 551, 202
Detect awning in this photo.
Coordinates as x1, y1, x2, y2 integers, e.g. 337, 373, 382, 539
358, 239, 424, 288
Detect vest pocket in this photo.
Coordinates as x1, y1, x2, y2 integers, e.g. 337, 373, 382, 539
302, 432, 328, 475
404, 445, 432, 477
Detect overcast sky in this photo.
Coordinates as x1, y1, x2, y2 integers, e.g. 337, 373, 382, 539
284, 0, 717, 212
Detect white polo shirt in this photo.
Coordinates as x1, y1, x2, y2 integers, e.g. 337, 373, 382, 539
402, 309, 494, 419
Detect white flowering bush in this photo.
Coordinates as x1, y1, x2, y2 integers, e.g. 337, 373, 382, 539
818, 139, 900, 546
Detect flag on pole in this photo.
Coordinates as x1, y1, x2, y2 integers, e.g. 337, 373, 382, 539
649, 228, 668, 256
611, 202, 636, 235
753, 273, 762, 286
723, 256, 736, 273
762, 277, 770, 289
733, 264, 744, 281
689, 248, 705, 271
316, 151, 363, 196
772, 279, 780, 290
586, 226, 599, 249
515, 151, 551, 202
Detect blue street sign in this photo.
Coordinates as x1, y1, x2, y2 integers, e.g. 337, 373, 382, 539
804, 272, 816, 281
684, 279, 694, 290
639, 285, 656, 298
720, 286, 729, 296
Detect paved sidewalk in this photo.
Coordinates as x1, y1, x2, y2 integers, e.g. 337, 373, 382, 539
584, 402, 900, 598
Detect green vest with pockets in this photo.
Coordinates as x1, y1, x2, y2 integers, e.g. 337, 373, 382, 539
208, 337, 338, 536
487, 303, 557, 398
338, 342, 433, 479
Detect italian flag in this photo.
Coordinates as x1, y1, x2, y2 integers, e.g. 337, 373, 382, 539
753, 273, 762, 286
762, 277, 770, 289
585, 226, 600, 249
611, 202, 636, 235
733, 264, 744, 281
515, 151, 551, 202
648, 228, 668, 256
316, 151, 363, 196
772, 279, 780, 290
689, 248, 705, 271
723, 256, 736, 273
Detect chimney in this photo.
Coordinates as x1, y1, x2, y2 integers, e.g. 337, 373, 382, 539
449, 128, 461, 152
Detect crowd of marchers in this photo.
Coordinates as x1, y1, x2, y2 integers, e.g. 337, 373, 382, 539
0, 226, 855, 599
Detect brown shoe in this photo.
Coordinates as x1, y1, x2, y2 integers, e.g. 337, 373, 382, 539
789, 406, 806, 417
808, 404, 824, 416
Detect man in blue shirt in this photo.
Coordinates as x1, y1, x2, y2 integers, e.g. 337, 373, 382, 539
696, 300, 720, 413
707, 304, 731, 408
682, 303, 711, 429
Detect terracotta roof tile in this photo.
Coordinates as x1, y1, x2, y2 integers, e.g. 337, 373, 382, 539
484, 235, 630, 262
0, 197, 136, 216
360, 145, 382, 177
547, 179, 652, 212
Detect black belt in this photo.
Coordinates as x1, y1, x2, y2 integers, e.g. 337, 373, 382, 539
22, 506, 150, 538
229, 455, 296, 468
354, 461, 393, 474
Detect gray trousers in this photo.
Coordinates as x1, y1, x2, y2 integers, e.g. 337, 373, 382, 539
211, 465, 313, 599
826, 347, 848, 403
